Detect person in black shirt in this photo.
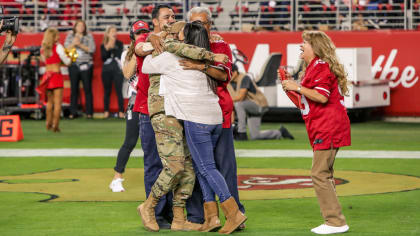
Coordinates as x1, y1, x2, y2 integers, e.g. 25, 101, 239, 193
228, 64, 294, 141
101, 25, 125, 118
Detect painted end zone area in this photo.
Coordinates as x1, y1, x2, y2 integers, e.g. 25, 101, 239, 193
1, 168, 419, 202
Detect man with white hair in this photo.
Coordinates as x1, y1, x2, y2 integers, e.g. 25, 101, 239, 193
180, 6, 246, 231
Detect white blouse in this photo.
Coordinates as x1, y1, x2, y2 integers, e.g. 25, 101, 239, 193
142, 52, 222, 125
121, 50, 138, 97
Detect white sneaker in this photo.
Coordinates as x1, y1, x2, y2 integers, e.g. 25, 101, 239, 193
109, 178, 125, 192
311, 224, 349, 234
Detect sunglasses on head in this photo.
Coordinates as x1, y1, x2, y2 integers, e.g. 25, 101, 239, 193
192, 20, 210, 26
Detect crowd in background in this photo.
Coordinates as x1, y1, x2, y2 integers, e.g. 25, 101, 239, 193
237, 0, 418, 31
2, 0, 420, 33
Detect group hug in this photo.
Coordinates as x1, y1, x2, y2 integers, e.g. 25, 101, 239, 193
39, 4, 351, 235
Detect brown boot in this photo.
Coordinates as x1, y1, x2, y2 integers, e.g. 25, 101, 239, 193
200, 201, 221, 232
137, 195, 159, 232
171, 207, 202, 231
184, 220, 202, 231
218, 197, 247, 234
171, 207, 186, 231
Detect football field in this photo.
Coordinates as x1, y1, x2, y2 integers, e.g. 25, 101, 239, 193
0, 119, 419, 235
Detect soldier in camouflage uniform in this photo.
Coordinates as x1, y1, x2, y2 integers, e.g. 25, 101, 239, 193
138, 21, 228, 232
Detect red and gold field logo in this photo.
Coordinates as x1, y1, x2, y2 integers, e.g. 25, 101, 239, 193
0, 168, 419, 202
238, 175, 346, 190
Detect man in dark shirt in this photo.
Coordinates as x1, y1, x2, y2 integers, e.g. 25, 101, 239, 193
228, 64, 294, 141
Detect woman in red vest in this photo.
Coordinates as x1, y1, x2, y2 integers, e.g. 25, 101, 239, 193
281, 31, 351, 235
39, 28, 71, 132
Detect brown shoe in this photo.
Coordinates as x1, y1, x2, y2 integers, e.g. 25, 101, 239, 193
184, 220, 202, 231
171, 207, 186, 231
200, 201, 221, 232
218, 197, 247, 234
171, 207, 202, 231
137, 195, 159, 232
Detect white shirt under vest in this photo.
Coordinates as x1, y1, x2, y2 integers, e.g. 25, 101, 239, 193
142, 52, 222, 125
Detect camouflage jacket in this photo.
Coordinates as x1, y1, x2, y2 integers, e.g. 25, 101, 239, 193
148, 39, 217, 117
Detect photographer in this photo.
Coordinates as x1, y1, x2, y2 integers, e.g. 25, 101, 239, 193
0, 20, 17, 65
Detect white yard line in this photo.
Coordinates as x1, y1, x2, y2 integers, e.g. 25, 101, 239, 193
0, 149, 420, 159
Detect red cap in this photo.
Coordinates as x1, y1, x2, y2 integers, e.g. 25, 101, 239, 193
132, 20, 150, 33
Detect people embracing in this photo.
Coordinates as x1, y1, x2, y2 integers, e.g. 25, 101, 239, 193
183, 7, 247, 232
38, 27, 71, 132
129, 14, 178, 230
136, 4, 231, 232
281, 31, 351, 235
143, 20, 246, 234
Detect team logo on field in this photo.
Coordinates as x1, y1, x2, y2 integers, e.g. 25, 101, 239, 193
0, 168, 419, 202
238, 175, 346, 190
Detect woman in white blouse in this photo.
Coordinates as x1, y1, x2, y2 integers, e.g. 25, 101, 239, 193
142, 22, 246, 234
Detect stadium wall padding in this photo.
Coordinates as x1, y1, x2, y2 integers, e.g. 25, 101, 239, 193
4, 31, 420, 116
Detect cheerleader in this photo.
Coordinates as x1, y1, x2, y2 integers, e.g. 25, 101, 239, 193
39, 28, 71, 132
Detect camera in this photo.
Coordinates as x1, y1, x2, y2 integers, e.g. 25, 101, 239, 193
0, 16, 19, 34
0, 6, 19, 34
11, 46, 41, 57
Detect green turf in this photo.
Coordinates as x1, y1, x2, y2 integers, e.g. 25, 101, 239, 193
0, 157, 419, 235
1, 120, 420, 235
1, 119, 420, 150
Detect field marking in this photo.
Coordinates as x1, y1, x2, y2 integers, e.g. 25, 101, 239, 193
1, 168, 419, 201
0, 149, 420, 159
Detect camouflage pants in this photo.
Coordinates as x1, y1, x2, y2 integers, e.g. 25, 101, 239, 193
148, 75, 195, 208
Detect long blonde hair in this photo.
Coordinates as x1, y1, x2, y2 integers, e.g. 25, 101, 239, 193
125, 40, 135, 62
300, 31, 349, 96
41, 28, 59, 59
102, 25, 117, 45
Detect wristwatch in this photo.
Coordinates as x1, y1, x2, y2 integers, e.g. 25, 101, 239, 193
297, 85, 302, 93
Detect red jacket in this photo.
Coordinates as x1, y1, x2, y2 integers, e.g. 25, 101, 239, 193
301, 57, 351, 151
211, 40, 234, 128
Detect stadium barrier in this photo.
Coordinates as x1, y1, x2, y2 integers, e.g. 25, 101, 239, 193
3, 30, 420, 117
1, 0, 419, 32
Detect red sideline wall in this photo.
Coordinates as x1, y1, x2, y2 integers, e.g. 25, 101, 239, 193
5, 32, 132, 113
4, 31, 420, 116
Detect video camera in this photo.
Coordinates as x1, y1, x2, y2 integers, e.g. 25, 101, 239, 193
11, 46, 41, 57
0, 6, 19, 35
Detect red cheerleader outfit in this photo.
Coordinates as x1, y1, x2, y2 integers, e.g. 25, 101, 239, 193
37, 44, 70, 94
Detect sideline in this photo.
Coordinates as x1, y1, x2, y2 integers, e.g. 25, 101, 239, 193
0, 149, 420, 159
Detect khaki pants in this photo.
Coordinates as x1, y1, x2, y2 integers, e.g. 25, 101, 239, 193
312, 148, 347, 227
148, 75, 195, 208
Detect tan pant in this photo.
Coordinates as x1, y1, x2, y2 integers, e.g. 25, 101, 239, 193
311, 148, 346, 227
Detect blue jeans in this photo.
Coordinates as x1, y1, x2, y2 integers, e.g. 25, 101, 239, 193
184, 121, 231, 203
186, 127, 245, 223
139, 113, 173, 220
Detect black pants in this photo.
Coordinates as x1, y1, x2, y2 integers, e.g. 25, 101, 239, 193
102, 64, 124, 113
114, 109, 140, 173
69, 64, 93, 116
